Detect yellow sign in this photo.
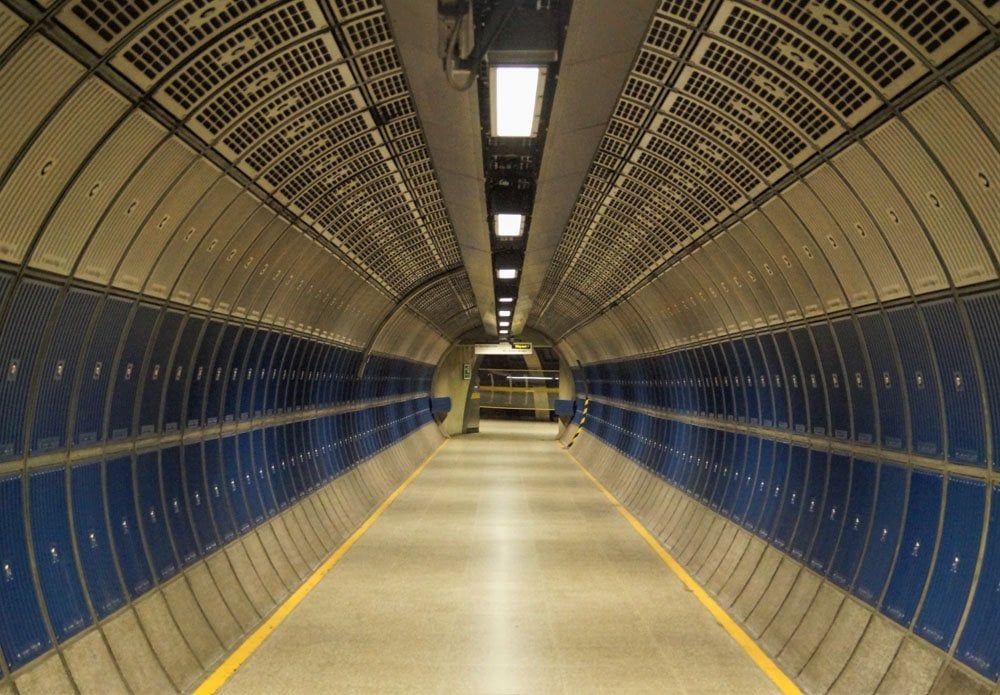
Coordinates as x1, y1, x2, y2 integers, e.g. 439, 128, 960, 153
511, 342, 532, 351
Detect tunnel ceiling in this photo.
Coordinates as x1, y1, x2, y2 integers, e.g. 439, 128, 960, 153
0, 0, 482, 345
524, 0, 1000, 344
1, 0, 999, 348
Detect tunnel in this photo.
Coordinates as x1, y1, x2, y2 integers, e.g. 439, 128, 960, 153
0, 0, 998, 692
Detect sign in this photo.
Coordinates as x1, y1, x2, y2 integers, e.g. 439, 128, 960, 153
474, 342, 533, 355
462, 363, 471, 380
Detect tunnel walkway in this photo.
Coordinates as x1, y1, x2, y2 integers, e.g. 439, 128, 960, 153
212, 420, 779, 694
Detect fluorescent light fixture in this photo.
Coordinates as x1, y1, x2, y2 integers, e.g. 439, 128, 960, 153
499, 297, 514, 303
496, 268, 517, 279
495, 213, 524, 237
499, 329, 509, 335
498, 310, 511, 317
491, 66, 545, 137
499, 321, 510, 327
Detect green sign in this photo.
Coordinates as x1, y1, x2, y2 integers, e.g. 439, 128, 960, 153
463, 363, 471, 380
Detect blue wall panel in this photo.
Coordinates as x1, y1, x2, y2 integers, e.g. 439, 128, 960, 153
742, 437, 771, 530
136, 452, 177, 581
811, 324, 850, 440
252, 428, 277, 516
186, 320, 223, 428
854, 463, 906, 604
756, 441, 788, 537
0, 280, 59, 460
956, 484, 1000, 680
831, 318, 875, 445
205, 325, 239, 425
758, 336, 788, 430
965, 291, 1000, 468
238, 432, 265, 526
162, 316, 203, 433
790, 450, 829, 561
881, 470, 943, 626
183, 443, 218, 554
108, 304, 159, 441
830, 457, 877, 588
75, 297, 131, 445
138, 310, 183, 436
203, 440, 236, 544
160, 446, 198, 566
105, 456, 153, 597
240, 329, 266, 419
923, 300, 986, 466
31, 289, 100, 453
857, 313, 906, 450
263, 334, 287, 416
70, 462, 124, 617
774, 331, 806, 433
0, 474, 51, 670
28, 468, 91, 641
887, 307, 943, 457
224, 328, 254, 423
791, 326, 827, 437
221, 436, 251, 534
773, 445, 808, 549
808, 454, 850, 574
725, 434, 752, 522
915, 476, 985, 649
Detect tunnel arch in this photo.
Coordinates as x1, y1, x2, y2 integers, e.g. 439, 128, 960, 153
0, 0, 998, 692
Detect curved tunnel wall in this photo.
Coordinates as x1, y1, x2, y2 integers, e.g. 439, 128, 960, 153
2, 0, 1000, 693
556, 40, 1000, 695
0, 0, 457, 688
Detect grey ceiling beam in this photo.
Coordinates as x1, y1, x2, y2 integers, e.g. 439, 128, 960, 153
384, 0, 497, 336
511, 0, 659, 335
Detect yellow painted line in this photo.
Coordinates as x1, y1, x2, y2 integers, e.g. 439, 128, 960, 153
195, 439, 450, 695
563, 447, 802, 695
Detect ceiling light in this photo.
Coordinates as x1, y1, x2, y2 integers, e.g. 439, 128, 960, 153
499, 329, 509, 335
497, 268, 517, 279
499, 321, 510, 327
498, 310, 511, 317
491, 66, 545, 137
495, 213, 524, 237
499, 297, 514, 303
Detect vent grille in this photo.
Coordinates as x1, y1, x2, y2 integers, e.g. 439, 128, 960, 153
645, 17, 690, 55
191, 35, 341, 140
152, 1, 326, 115
219, 65, 354, 158
677, 68, 811, 162
342, 12, 391, 52
328, 0, 381, 22
747, 0, 925, 94
693, 40, 842, 141
243, 90, 365, 176
714, 3, 876, 121
109, 0, 294, 86
656, 0, 710, 24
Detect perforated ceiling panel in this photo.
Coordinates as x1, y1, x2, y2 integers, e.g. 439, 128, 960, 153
533, 0, 993, 342
46, 0, 475, 338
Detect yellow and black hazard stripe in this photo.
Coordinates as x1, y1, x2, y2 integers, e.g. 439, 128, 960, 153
567, 397, 590, 448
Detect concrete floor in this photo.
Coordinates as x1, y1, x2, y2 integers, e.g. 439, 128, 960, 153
219, 420, 779, 694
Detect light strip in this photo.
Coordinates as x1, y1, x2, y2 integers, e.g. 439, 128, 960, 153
491, 66, 543, 137
497, 268, 517, 279
496, 213, 524, 237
